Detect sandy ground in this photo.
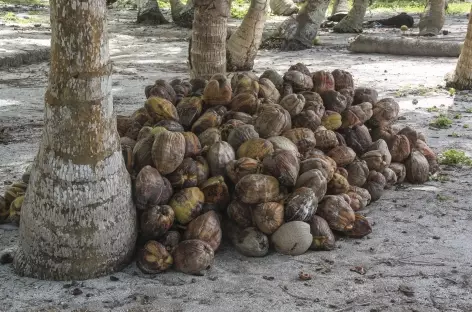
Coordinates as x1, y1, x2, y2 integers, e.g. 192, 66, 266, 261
1, 6, 472, 312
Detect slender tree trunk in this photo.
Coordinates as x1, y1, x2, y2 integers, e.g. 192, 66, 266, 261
418, 0, 445, 36
137, 0, 169, 24
227, 0, 269, 71
188, 0, 231, 79
13, 0, 138, 281
332, 0, 369, 33
170, 0, 195, 28
332, 0, 349, 14
446, 8, 472, 90
276, 0, 331, 51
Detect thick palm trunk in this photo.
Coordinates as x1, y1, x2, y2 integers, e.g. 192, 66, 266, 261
276, 0, 331, 51
446, 8, 472, 90
137, 0, 168, 24
332, 0, 369, 33
332, 0, 349, 14
227, 0, 269, 71
13, 0, 138, 281
269, 0, 299, 16
170, 0, 195, 29
418, 0, 445, 36
188, 0, 231, 79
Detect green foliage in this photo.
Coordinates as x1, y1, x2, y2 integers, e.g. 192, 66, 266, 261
158, 0, 170, 9
370, 0, 469, 14
439, 149, 472, 166
429, 114, 452, 129
448, 87, 456, 96
426, 106, 439, 113
0, 11, 43, 24
0, 0, 46, 5
231, 0, 250, 19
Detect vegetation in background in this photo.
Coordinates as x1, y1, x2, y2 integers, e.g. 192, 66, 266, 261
370, 0, 470, 14
439, 149, 472, 166
0, 0, 47, 5
231, 0, 250, 19
158, 0, 170, 9
0, 11, 44, 24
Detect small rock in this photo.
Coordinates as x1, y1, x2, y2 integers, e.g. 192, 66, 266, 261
398, 284, 415, 297
121, 68, 138, 75
432, 235, 440, 240
208, 276, 218, 281
412, 99, 418, 104
263, 275, 274, 281
72, 288, 83, 296
442, 30, 449, 35
0, 249, 14, 264
109, 275, 119, 281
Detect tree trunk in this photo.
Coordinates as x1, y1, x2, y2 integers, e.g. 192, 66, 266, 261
170, 0, 195, 29
188, 0, 231, 79
446, 8, 472, 90
269, 0, 299, 16
13, 0, 138, 281
276, 0, 331, 51
349, 34, 462, 57
418, 0, 445, 36
332, 0, 349, 14
227, 0, 269, 71
137, 0, 169, 24
332, 0, 369, 33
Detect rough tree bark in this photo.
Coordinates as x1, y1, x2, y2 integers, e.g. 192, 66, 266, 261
333, 0, 369, 33
446, 8, 472, 90
276, 0, 331, 51
188, 0, 231, 79
418, 0, 446, 36
13, 0, 138, 280
227, 0, 269, 71
270, 0, 299, 16
349, 34, 462, 57
331, 0, 349, 14
137, 0, 169, 24
170, 0, 195, 28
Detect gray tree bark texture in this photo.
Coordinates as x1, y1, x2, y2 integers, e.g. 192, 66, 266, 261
137, 0, 169, 24
13, 0, 138, 281
276, 0, 331, 51
227, 0, 269, 71
446, 7, 472, 90
331, 0, 349, 14
349, 34, 462, 57
189, 0, 231, 79
333, 0, 369, 33
170, 0, 195, 28
418, 0, 446, 36
270, 0, 299, 16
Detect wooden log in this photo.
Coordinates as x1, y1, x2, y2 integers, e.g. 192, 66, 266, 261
348, 34, 463, 57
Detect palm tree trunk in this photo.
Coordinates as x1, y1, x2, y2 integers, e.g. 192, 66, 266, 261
332, 0, 369, 33
269, 0, 299, 16
227, 0, 269, 71
277, 0, 331, 51
446, 8, 472, 90
418, 0, 445, 36
170, 0, 195, 28
13, 0, 138, 281
332, 0, 349, 14
137, 0, 169, 24
188, 0, 231, 79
